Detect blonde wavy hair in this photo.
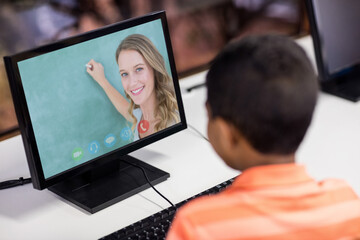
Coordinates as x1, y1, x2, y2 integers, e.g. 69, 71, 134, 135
115, 34, 180, 132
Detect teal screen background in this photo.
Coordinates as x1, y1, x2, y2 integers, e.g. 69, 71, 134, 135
17, 19, 172, 179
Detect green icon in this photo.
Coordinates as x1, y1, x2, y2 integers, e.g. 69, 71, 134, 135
72, 147, 84, 161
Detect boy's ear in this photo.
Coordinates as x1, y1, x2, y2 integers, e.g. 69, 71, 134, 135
216, 118, 241, 149
205, 101, 211, 119
206, 102, 241, 148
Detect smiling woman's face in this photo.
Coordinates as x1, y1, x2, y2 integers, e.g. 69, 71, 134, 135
118, 49, 155, 106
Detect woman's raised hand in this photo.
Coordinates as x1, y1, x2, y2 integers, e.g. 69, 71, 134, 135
86, 59, 107, 87
85, 59, 131, 120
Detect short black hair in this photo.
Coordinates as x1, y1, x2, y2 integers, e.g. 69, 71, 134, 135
206, 34, 318, 154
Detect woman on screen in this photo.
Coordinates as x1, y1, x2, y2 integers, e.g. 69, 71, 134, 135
86, 34, 179, 141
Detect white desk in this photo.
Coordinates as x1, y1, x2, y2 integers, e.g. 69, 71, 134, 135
1, 36, 360, 240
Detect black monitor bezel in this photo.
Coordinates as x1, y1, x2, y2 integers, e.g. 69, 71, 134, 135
305, 0, 360, 82
4, 11, 186, 190
305, 0, 329, 82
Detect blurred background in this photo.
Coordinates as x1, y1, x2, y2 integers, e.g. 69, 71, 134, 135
0, 0, 309, 140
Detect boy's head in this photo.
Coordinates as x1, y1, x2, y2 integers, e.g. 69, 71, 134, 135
206, 34, 318, 170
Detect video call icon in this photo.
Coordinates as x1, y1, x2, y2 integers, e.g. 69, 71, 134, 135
72, 147, 84, 161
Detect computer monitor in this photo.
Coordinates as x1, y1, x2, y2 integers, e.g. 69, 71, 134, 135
305, 0, 360, 102
3, 11, 186, 213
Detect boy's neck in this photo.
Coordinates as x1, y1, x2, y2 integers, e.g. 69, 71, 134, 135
231, 136, 296, 171
251, 154, 295, 167
240, 154, 295, 172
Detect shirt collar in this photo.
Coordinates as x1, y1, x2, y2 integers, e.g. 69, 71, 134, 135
232, 163, 313, 189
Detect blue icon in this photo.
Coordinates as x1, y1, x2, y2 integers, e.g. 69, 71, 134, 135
88, 141, 100, 154
104, 133, 116, 147
120, 126, 132, 141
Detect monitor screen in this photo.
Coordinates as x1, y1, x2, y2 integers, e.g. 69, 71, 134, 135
4, 11, 186, 213
309, 0, 360, 78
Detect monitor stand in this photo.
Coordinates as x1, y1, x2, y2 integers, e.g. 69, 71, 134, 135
48, 155, 170, 214
321, 69, 360, 102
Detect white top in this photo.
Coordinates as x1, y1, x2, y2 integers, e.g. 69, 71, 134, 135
132, 108, 142, 142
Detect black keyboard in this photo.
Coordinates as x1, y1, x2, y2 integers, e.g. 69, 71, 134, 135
100, 178, 235, 240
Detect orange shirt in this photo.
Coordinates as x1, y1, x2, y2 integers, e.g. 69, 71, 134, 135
166, 163, 360, 240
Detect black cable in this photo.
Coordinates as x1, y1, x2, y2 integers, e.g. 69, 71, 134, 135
0, 177, 31, 190
188, 124, 209, 142
185, 82, 206, 92
118, 125, 208, 209
120, 159, 176, 209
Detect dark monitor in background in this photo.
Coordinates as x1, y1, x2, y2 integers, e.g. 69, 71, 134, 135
305, 0, 360, 102
3, 11, 186, 213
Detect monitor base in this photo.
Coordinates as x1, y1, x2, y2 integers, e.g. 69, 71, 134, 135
48, 155, 170, 214
321, 71, 360, 102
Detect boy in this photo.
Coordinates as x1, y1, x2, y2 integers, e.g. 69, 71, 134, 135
166, 35, 360, 239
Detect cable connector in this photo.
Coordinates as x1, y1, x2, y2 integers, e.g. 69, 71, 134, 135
0, 177, 31, 190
